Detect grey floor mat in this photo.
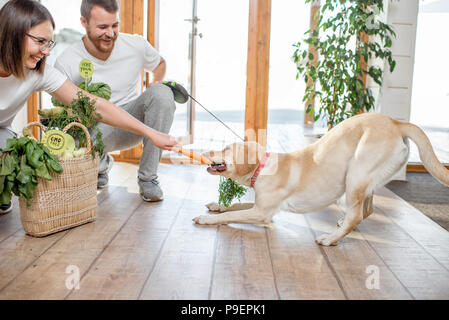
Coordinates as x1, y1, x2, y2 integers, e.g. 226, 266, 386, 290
386, 172, 449, 231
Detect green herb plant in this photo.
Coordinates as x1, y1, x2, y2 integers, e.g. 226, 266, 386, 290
218, 176, 248, 207
293, 0, 396, 129
0, 135, 63, 207
47, 91, 104, 158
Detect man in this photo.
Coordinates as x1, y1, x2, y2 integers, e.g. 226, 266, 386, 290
55, 0, 176, 202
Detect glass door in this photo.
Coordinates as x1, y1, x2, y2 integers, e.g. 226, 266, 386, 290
268, 0, 311, 152
160, 0, 249, 154
159, 0, 197, 145
187, 0, 249, 152
410, 0, 449, 164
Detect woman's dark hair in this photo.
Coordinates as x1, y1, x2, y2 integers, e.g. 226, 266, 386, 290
0, 0, 55, 78
81, 0, 119, 22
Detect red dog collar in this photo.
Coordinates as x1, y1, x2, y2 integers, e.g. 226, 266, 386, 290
250, 152, 270, 188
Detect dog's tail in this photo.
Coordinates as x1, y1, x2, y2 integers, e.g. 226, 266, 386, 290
398, 121, 449, 187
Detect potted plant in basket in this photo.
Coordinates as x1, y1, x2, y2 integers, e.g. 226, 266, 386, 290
293, 0, 397, 133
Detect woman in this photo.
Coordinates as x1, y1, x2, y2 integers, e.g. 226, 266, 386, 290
0, 0, 180, 214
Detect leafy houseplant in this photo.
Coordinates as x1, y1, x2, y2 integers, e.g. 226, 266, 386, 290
293, 0, 397, 129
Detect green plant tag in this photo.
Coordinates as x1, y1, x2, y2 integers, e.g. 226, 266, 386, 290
42, 130, 67, 155
79, 59, 94, 79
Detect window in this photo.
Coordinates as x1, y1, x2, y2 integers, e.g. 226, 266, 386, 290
410, 0, 449, 164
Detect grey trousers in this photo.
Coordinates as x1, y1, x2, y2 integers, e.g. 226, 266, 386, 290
97, 83, 176, 182
0, 128, 17, 149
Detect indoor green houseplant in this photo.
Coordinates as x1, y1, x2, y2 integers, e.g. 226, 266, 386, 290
293, 0, 397, 129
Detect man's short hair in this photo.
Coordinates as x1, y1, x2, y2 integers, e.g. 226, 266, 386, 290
81, 0, 119, 22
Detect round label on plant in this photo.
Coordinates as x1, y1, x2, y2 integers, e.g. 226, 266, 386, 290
79, 59, 94, 79
42, 130, 68, 155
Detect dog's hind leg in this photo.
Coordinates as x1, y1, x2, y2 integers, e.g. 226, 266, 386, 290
337, 191, 373, 227
317, 186, 366, 246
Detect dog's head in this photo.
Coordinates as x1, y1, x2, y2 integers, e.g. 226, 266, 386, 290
203, 142, 266, 186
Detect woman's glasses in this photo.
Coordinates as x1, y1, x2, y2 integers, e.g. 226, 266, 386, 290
26, 33, 56, 52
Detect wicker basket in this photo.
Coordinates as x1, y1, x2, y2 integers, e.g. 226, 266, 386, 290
19, 122, 99, 237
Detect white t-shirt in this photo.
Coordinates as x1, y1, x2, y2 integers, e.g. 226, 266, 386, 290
0, 64, 67, 129
54, 33, 161, 107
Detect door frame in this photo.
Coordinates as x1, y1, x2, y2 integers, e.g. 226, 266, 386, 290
111, 0, 146, 163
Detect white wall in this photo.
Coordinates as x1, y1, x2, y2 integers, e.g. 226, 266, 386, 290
377, 0, 419, 122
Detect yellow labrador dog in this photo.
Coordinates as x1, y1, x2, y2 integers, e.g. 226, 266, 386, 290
193, 113, 449, 246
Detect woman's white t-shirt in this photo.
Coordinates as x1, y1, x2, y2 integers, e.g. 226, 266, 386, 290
0, 64, 67, 129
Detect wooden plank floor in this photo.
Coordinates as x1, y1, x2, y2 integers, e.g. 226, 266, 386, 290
1, 160, 448, 300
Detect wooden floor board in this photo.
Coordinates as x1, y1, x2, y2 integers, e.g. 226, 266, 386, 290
139, 167, 218, 300
0, 172, 141, 299
210, 224, 279, 300
0, 165, 137, 295
1, 161, 448, 300
355, 190, 449, 300
0, 198, 23, 244
67, 165, 199, 300
267, 212, 347, 299
374, 188, 449, 270
305, 204, 414, 300
0, 229, 69, 292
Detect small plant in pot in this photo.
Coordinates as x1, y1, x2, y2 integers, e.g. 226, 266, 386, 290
293, 0, 397, 134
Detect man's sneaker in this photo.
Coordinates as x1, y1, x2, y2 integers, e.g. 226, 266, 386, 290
0, 202, 13, 215
97, 172, 109, 189
97, 154, 114, 189
138, 178, 163, 202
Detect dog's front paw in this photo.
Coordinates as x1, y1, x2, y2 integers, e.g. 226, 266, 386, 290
193, 215, 218, 225
315, 234, 338, 246
206, 202, 228, 213
206, 202, 219, 212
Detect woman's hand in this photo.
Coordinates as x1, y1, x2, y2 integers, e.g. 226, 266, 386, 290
150, 130, 181, 152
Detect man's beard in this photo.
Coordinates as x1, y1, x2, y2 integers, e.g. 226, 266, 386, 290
86, 29, 117, 54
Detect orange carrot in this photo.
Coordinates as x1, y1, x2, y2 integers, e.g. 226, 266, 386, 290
179, 147, 212, 165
